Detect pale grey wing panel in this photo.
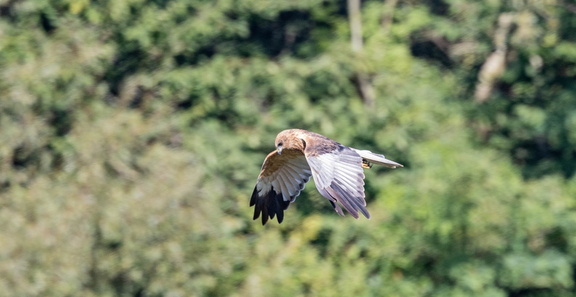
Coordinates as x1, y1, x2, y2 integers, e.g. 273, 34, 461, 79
305, 147, 370, 219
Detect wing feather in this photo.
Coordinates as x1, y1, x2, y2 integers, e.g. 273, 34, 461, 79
325, 184, 358, 218
335, 177, 363, 198
276, 171, 294, 199
277, 164, 306, 197
305, 143, 371, 219
250, 149, 312, 225
273, 173, 288, 200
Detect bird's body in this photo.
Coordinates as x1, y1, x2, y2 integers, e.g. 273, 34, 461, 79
250, 129, 403, 225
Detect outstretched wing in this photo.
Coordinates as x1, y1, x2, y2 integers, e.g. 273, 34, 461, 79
305, 145, 370, 219
250, 149, 312, 225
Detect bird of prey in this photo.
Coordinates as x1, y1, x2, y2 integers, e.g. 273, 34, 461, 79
250, 129, 403, 225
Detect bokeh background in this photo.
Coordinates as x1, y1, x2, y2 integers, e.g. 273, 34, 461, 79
1, 0, 576, 296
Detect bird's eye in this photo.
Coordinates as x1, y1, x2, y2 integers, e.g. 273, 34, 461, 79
278, 141, 283, 147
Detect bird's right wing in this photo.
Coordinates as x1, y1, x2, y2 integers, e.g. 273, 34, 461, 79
250, 149, 312, 225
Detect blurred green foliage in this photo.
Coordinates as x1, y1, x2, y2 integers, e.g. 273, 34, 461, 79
1, 0, 576, 296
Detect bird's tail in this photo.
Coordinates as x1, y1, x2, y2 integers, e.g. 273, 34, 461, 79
352, 149, 404, 168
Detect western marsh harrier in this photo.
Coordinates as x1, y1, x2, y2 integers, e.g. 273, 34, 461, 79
250, 129, 403, 225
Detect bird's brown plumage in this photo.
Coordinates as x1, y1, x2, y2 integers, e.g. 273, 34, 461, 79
250, 129, 403, 225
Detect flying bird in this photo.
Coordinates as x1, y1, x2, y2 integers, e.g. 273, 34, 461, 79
250, 129, 403, 225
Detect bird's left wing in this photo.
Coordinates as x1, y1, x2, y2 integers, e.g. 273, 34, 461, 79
305, 145, 371, 219
250, 149, 312, 225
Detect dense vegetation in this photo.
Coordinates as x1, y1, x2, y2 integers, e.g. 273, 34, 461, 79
1, 0, 576, 296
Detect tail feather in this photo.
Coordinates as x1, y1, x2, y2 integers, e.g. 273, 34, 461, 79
352, 149, 404, 168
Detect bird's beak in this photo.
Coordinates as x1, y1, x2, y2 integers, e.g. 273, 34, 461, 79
277, 146, 283, 155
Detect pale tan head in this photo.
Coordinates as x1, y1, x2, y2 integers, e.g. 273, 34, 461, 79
275, 129, 306, 154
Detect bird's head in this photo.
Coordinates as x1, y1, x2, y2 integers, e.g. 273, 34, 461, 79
275, 129, 306, 154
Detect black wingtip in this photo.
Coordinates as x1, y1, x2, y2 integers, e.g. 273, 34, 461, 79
250, 186, 291, 225
249, 187, 258, 207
